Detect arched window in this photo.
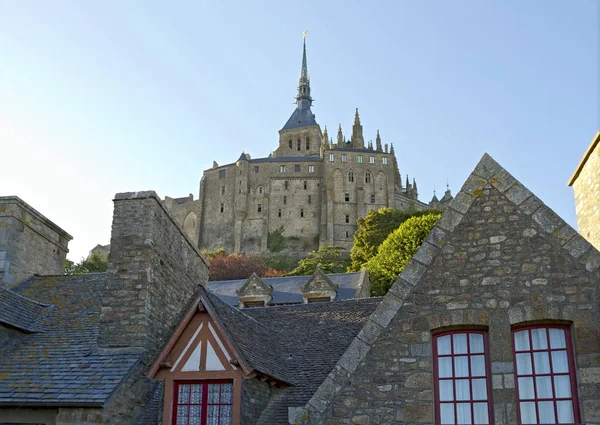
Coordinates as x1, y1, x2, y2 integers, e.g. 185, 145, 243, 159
306, 138, 310, 150
297, 138, 301, 151
365, 172, 372, 184
258, 186, 263, 194
348, 171, 355, 183
288, 140, 293, 149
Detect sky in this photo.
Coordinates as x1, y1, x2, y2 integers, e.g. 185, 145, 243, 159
1, 1, 599, 261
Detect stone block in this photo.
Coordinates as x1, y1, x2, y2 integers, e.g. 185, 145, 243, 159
489, 168, 517, 192
337, 338, 371, 375
519, 194, 543, 216
531, 206, 564, 234
504, 181, 532, 205
309, 376, 341, 413
437, 208, 464, 232
401, 261, 427, 286
412, 242, 439, 266
357, 319, 384, 346
448, 191, 475, 214
580, 367, 600, 384
580, 248, 600, 272
404, 373, 432, 389
472, 154, 502, 179
460, 174, 487, 197
427, 227, 448, 248
563, 235, 593, 259
369, 293, 403, 328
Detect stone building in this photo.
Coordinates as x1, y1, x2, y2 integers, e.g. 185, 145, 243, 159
569, 130, 600, 250
2, 153, 600, 425
166, 38, 451, 254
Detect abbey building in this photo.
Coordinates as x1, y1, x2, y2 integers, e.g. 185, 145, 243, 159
166, 37, 451, 253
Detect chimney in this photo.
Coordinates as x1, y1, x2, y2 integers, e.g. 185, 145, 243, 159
98, 191, 209, 352
0, 196, 72, 288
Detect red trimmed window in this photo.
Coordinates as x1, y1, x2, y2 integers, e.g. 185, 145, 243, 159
173, 380, 233, 425
433, 330, 494, 425
512, 325, 580, 424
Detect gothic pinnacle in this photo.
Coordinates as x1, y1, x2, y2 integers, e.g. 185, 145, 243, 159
296, 32, 312, 105
337, 123, 344, 145
376, 129, 382, 151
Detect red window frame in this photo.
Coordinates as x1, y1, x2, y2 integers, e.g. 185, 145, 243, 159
432, 329, 494, 425
172, 380, 234, 425
511, 324, 580, 424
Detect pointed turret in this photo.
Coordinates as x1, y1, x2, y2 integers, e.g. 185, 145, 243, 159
296, 34, 312, 106
431, 189, 439, 203
321, 126, 329, 156
376, 130, 382, 152
351, 108, 365, 148
390, 143, 395, 155
337, 124, 344, 146
413, 178, 418, 198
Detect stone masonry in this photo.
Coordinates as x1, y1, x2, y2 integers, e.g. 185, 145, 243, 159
569, 130, 600, 251
296, 153, 600, 425
0, 196, 71, 288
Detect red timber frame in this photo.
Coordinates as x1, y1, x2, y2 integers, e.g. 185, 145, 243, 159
432, 329, 494, 425
511, 324, 581, 425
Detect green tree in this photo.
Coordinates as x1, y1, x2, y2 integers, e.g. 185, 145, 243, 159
366, 212, 441, 296
286, 246, 348, 276
64, 252, 109, 274
349, 208, 441, 272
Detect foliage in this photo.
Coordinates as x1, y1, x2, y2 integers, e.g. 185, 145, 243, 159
201, 247, 227, 261
64, 252, 108, 274
264, 255, 299, 274
267, 225, 286, 252
349, 208, 442, 272
262, 267, 287, 278
286, 246, 347, 276
366, 212, 441, 296
208, 252, 266, 281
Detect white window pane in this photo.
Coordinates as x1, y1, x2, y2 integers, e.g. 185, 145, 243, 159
457, 403, 472, 424
549, 328, 566, 349
535, 376, 553, 399
220, 405, 233, 425
454, 357, 469, 377
554, 375, 572, 398
520, 402, 537, 424
207, 405, 219, 425
472, 379, 487, 401
208, 384, 220, 403
440, 380, 454, 401
531, 328, 548, 350
473, 402, 489, 424
516, 353, 533, 375
177, 405, 189, 425
439, 357, 453, 378
538, 401, 556, 424
189, 406, 201, 425
514, 330, 530, 351
454, 334, 468, 354
221, 383, 233, 404
534, 352, 550, 374
552, 350, 569, 373
557, 400, 574, 424
441, 403, 455, 424
178, 384, 190, 404
191, 384, 202, 404
470, 333, 484, 353
456, 379, 470, 401
518, 377, 535, 400
471, 355, 486, 377
438, 335, 452, 355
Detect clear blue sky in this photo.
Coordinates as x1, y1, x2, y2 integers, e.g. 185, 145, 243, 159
1, 1, 598, 261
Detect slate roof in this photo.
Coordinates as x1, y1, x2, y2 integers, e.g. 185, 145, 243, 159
208, 272, 365, 306
0, 273, 141, 406
281, 99, 318, 130
0, 286, 50, 333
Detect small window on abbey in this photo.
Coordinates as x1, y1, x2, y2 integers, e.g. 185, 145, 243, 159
219, 169, 226, 178
348, 171, 354, 183
345, 193, 350, 202
358, 155, 363, 164
220, 203, 224, 213
295, 164, 301, 172
288, 140, 293, 149
300, 208, 304, 218
257, 204, 262, 213
341, 154, 347, 163
369, 156, 375, 164
221, 186, 225, 195
308, 195, 312, 204
253, 166, 260, 173
365, 172, 372, 184
278, 209, 282, 217
345, 214, 350, 223
306, 138, 310, 150
303, 181, 307, 190
297, 138, 301, 151
258, 186, 263, 194
329, 153, 335, 162
280, 165, 286, 173
345, 230, 349, 238
308, 165, 315, 173
283, 196, 287, 205
284, 181, 289, 190
370, 194, 375, 204
382, 157, 388, 165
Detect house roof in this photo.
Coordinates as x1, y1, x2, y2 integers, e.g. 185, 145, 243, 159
207, 272, 365, 306
0, 273, 141, 407
568, 130, 600, 186
281, 99, 318, 131
0, 285, 51, 333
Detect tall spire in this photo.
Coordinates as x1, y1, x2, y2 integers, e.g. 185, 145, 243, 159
376, 130, 382, 151
351, 108, 365, 148
296, 31, 312, 106
337, 124, 344, 145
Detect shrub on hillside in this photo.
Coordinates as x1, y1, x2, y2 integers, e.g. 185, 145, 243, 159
286, 246, 347, 276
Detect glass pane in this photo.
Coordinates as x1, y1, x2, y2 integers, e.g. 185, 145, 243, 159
471, 355, 486, 377
456, 379, 470, 401
189, 406, 201, 425
554, 375, 572, 398
456, 403, 472, 424
176, 405, 189, 425
516, 353, 533, 375
470, 333, 484, 353
552, 350, 569, 373
531, 328, 548, 350
439, 357, 453, 378
538, 401, 556, 424
514, 330, 530, 351
208, 384, 220, 403
191, 384, 202, 404
549, 328, 566, 349
440, 380, 454, 401
536, 376, 553, 399
454, 334, 468, 354
221, 383, 233, 404
220, 405, 233, 425
441, 403, 455, 424
518, 377, 535, 400
533, 352, 550, 374
473, 402, 489, 424
207, 405, 219, 425
454, 356, 469, 377
520, 402, 537, 424
472, 379, 487, 401
557, 400, 574, 424
438, 335, 452, 355
178, 384, 190, 404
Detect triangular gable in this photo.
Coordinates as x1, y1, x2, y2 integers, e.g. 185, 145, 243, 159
301, 268, 338, 296
236, 272, 272, 297
295, 153, 600, 422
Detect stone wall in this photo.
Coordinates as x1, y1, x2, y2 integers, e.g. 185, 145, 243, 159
570, 131, 600, 251
241, 378, 272, 425
0, 196, 71, 288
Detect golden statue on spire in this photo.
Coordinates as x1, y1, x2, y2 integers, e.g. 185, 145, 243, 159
302, 30, 308, 39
